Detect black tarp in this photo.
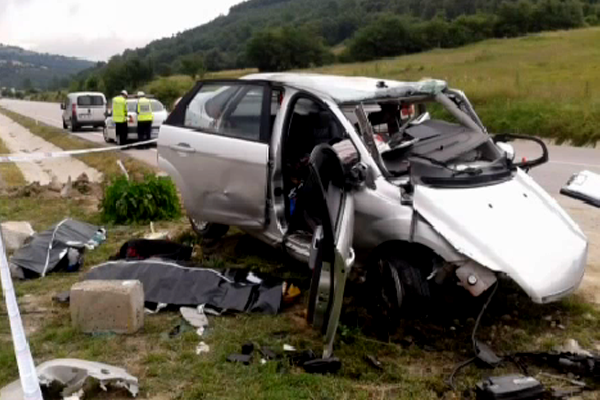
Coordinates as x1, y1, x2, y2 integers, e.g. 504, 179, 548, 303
10, 219, 104, 278
83, 259, 283, 314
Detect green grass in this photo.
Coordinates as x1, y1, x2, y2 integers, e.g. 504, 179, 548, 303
0, 107, 155, 177
0, 134, 25, 187
313, 27, 600, 146
2, 188, 600, 398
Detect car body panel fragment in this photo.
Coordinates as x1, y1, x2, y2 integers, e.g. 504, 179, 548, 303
413, 169, 587, 303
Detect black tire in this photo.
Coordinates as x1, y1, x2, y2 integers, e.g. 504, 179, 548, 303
70, 122, 78, 132
62, 119, 68, 129
366, 250, 432, 322
189, 218, 229, 239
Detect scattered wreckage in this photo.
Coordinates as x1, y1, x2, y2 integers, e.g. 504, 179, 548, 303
1, 359, 139, 399
561, 170, 600, 207
158, 73, 588, 356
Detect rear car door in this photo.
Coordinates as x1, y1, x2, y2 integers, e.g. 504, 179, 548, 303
159, 80, 272, 229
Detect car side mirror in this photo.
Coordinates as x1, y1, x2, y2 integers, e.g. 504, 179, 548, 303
496, 142, 515, 161
493, 134, 549, 170
60, 103, 66, 110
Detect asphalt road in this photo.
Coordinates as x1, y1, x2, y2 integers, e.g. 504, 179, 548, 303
3, 98, 600, 196
0, 98, 158, 166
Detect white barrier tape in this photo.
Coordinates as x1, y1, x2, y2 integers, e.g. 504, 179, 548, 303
0, 227, 43, 399
0, 139, 157, 163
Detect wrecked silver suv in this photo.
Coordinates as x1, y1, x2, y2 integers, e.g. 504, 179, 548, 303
158, 73, 588, 354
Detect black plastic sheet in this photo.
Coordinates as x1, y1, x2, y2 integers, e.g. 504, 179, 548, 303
84, 259, 283, 314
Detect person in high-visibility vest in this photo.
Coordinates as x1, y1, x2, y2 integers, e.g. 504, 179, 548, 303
112, 90, 128, 145
136, 91, 154, 147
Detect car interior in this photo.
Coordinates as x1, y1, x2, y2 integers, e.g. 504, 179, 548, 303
282, 97, 348, 235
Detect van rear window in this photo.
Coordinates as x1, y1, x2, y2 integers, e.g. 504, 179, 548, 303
77, 96, 104, 106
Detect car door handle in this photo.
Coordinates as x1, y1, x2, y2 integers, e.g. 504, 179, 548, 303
169, 143, 196, 153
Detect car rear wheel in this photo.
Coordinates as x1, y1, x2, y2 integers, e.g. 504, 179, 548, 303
70, 122, 78, 132
189, 218, 229, 239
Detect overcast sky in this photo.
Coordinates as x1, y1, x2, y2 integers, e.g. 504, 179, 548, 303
0, 0, 243, 61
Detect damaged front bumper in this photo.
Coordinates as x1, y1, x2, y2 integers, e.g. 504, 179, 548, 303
415, 169, 588, 304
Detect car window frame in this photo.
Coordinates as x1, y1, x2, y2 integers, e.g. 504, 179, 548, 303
166, 79, 273, 144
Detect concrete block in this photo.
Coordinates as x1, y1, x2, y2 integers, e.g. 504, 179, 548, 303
1, 221, 34, 251
70, 280, 144, 334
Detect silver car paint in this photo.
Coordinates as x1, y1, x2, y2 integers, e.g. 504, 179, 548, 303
159, 124, 269, 229
159, 75, 587, 304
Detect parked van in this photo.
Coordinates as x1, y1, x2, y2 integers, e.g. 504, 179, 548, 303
61, 92, 107, 132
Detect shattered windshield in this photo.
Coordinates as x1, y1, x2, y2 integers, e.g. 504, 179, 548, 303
343, 93, 507, 185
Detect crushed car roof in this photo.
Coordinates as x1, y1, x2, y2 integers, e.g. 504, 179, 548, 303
241, 73, 448, 104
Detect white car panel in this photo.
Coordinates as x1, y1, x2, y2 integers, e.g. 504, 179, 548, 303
414, 169, 588, 303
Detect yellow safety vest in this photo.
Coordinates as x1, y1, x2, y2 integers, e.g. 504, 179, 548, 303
112, 96, 128, 123
137, 97, 154, 122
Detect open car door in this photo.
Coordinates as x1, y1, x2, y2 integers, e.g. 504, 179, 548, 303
159, 80, 272, 229
303, 145, 355, 359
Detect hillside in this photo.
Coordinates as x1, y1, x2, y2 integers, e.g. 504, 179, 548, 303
0, 44, 94, 90
73, 0, 600, 96
144, 27, 600, 145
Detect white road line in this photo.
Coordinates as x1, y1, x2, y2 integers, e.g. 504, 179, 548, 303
550, 160, 600, 169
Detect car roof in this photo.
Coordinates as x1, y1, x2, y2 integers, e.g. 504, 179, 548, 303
241, 73, 447, 104
68, 92, 105, 97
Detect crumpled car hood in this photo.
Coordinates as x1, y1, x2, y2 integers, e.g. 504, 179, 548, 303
414, 169, 588, 303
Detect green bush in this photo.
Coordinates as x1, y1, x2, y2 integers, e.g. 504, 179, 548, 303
101, 175, 181, 224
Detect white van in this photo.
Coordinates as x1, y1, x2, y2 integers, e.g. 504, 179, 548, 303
61, 92, 107, 132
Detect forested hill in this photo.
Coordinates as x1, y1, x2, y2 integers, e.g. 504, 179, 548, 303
0, 44, 94, 90
74, 0, 600, 96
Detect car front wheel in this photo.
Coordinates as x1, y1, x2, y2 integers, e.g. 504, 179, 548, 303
189, 218, 229, 239
366, 250, 433, 323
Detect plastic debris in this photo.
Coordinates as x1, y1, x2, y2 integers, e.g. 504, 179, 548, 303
283, 344, 296, 352
196, 342, 210, 355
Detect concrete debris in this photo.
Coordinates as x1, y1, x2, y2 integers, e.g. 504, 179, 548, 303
180, 306, 209, 331
196, 341, 210, 355
554, 339, 593, 357
73, 173, 91, 194
60, 176, 72, 198
70, 280, 144, 334
48, 175, 62, 192
143, 222, 170, 240
0, 358, 139, 399
0, 221, 34, 252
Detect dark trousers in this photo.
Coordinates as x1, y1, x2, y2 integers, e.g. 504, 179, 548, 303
116, 122, 128, 144
137, 121, 152, 143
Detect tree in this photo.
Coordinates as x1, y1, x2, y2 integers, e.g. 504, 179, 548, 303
21, 78, 33, 91
246, 26, 330, 72
179, 54, 206, 80
346, 16, 413, 62
85, 75, 100, 91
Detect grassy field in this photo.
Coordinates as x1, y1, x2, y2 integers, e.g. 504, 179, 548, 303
2, 187, 600, 399
147, 27, 600, 146
0, 135, 25, 187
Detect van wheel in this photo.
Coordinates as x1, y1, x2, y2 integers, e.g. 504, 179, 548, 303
366, 251, 432, 322
190, 218, 229, 239
62, 119, 68, 129
70, 122, 78, 132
